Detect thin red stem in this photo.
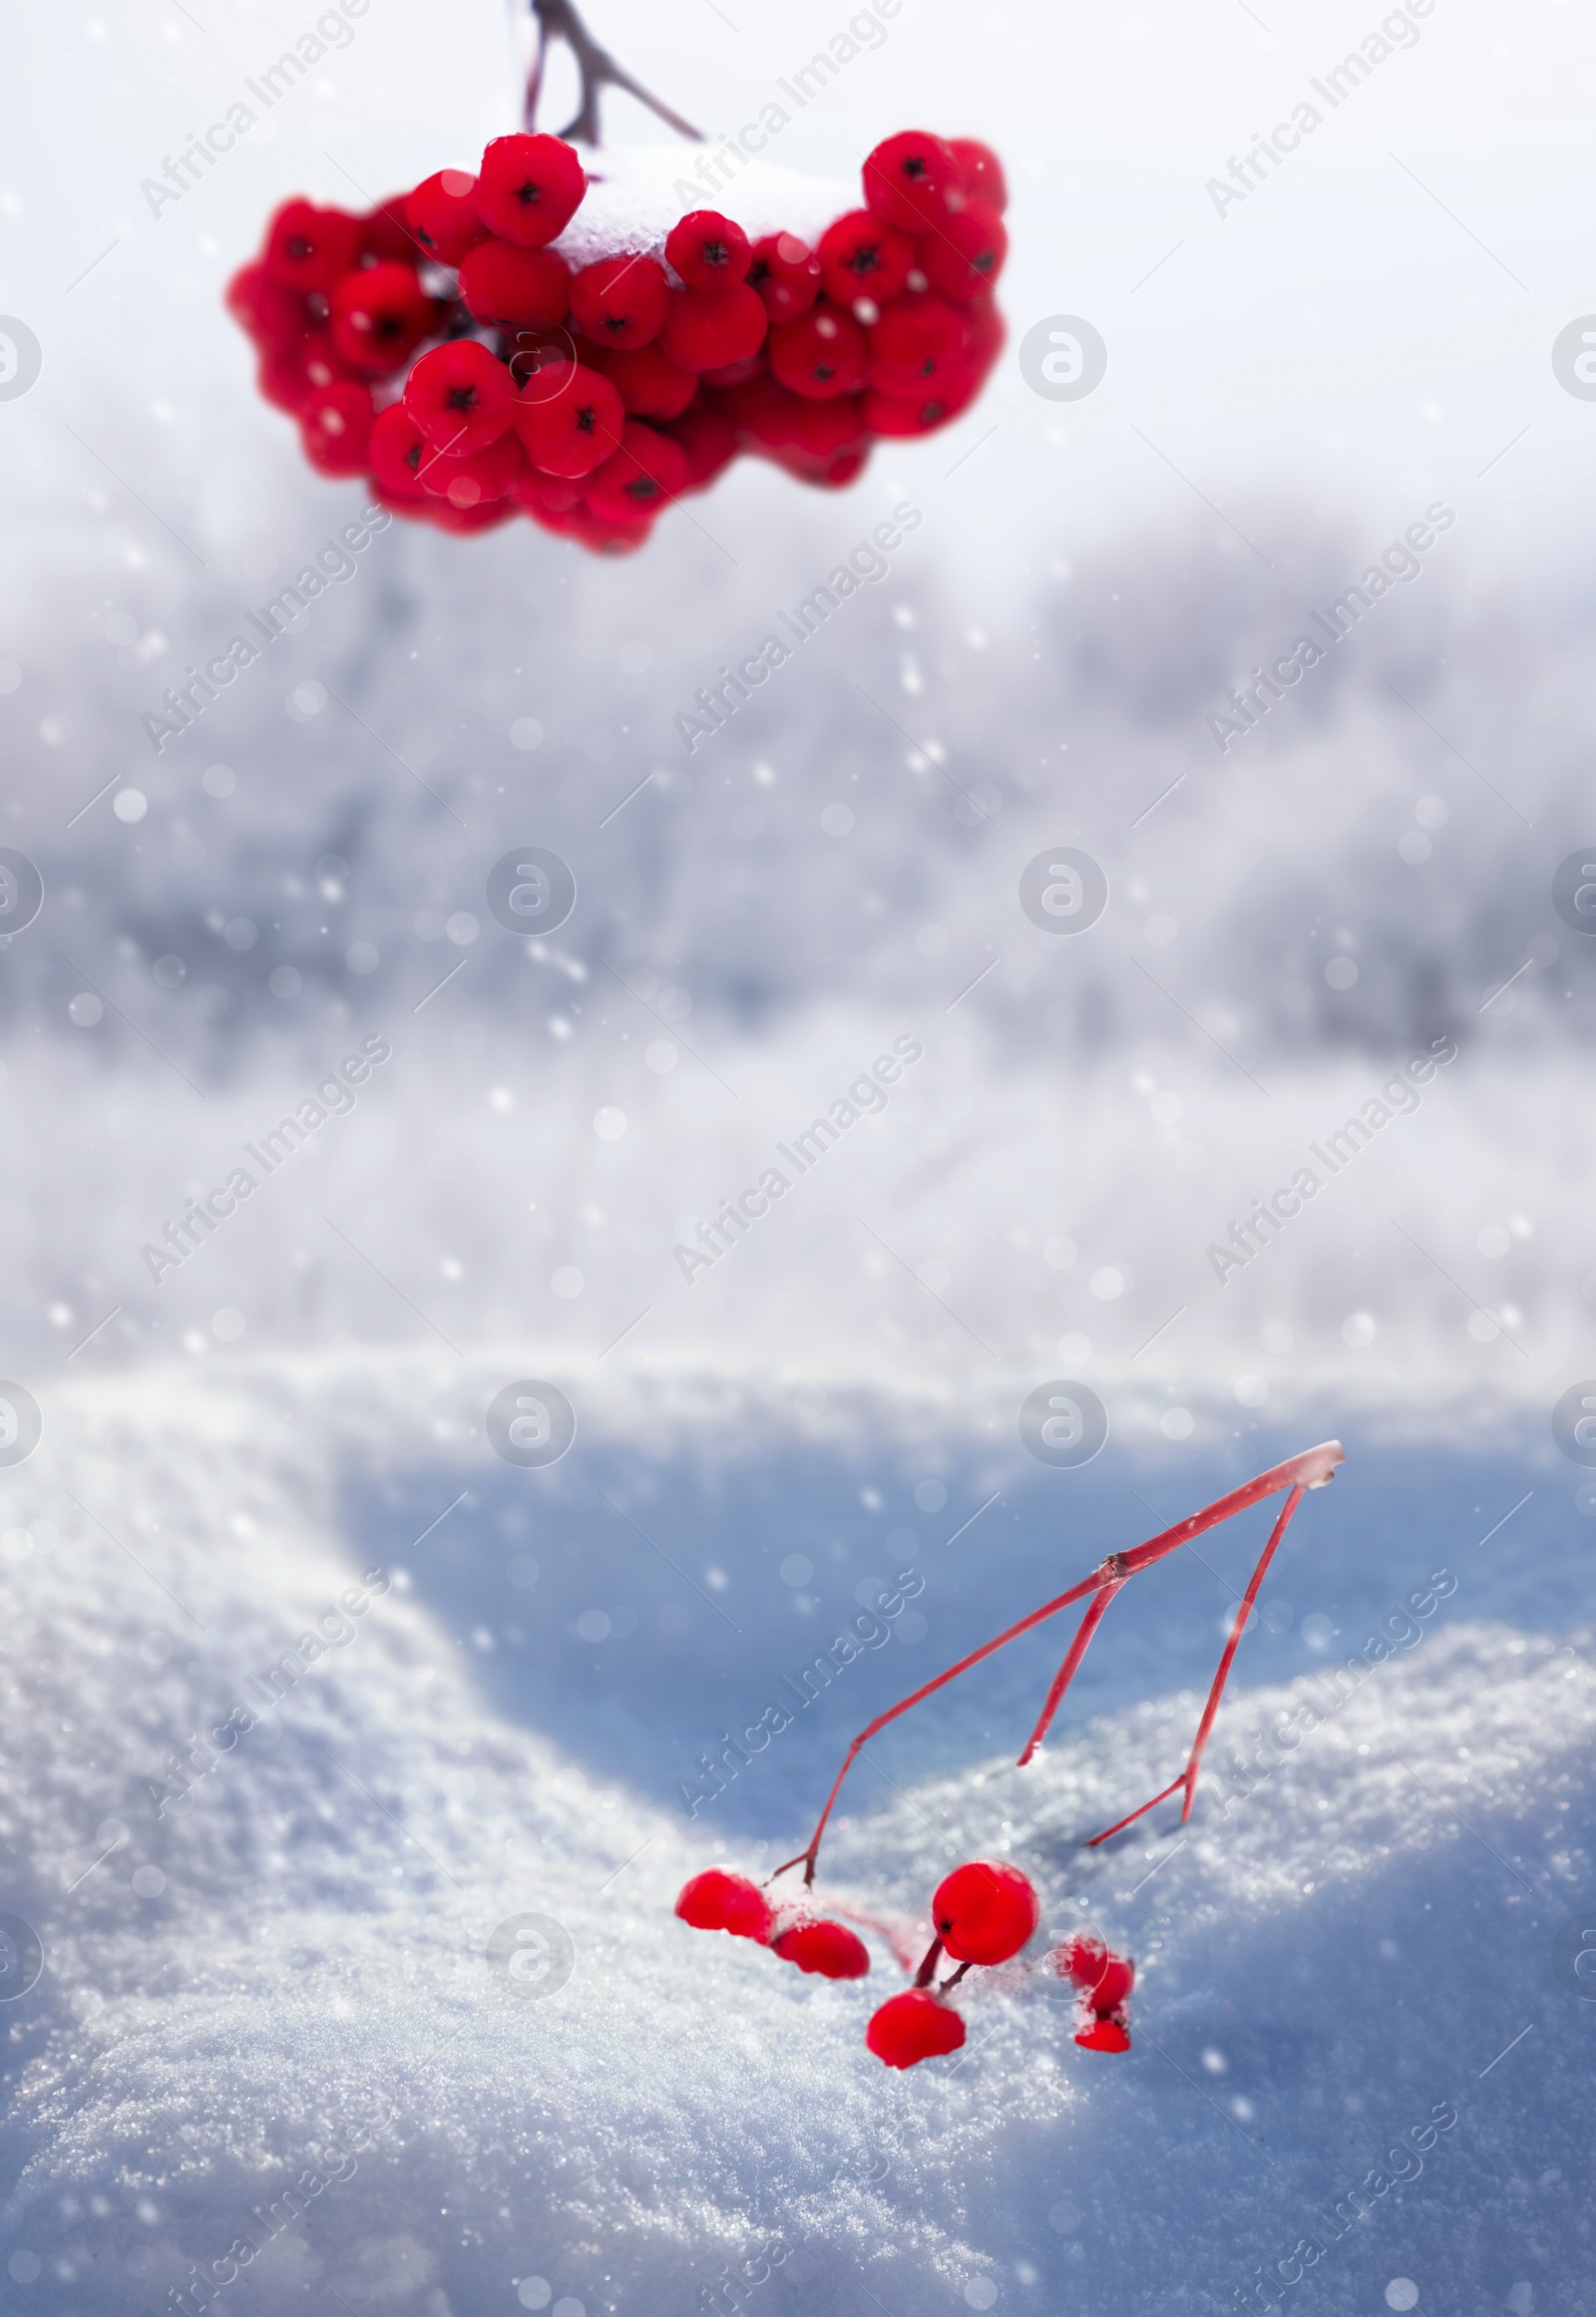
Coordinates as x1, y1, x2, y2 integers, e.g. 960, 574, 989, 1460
774, 1441, 1342, 1884
1086, 1481, 1308, 1844
914, 1937, 945, 1988
1015, 1569, 1125, 1765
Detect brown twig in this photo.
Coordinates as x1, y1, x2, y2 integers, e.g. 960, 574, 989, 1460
526, 0, 701, 145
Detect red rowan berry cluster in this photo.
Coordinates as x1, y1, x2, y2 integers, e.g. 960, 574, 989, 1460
675, 1858, 1134, 2071
226, 126, 1006, 556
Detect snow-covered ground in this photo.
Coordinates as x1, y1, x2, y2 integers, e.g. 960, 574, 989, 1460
4, 0, 1596, 2310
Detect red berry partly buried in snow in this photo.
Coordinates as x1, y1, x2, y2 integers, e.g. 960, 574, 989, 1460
475, 133, 587, 247
1089, 1955, 1135, 2011
746, 233, 821, 325
404, 339, 518, 454
866, 1990, 967, 2069
513, 362, 624, 477
772, 1920, 871, 1979
1054, 1933, 1107, 1989
262, 198, 362, 292
405, 169, 488, 266
674, 1869, 774, 1943
818, 210, 915, 309
585, 421, 689, 523
1075, 2015, 1131, 2053
949, 137, 1007, 212
768, 301, 867, 399
864, 130, 963, 231
665, 208, 752, 290
329, 262, 435, 371
932, 1861, 1039, 1966
571, 253, 670, 349
458, 240, 572, 330
917, 202, 1007, 302
660, 282, 768, 372
298, 380, 373, 477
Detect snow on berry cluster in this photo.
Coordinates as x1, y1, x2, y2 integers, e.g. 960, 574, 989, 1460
225, 128, 1006, 555
675, 1860, 1135, 2071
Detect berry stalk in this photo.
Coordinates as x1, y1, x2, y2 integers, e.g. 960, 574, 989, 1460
774, 1440, 1343, 1884
525, 0, 701, 145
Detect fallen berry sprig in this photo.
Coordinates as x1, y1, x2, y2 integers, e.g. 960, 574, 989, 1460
676, 1856, 1138, 2069
225, 0, 1007, 554
674, 1441, 1343, 2069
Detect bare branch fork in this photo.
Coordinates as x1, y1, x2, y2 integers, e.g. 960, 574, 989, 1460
774, 1439, 1346, 1886
525, 0, 701, 145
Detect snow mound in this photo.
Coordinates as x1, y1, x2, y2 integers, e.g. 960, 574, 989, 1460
0, 1361, 1587, 2315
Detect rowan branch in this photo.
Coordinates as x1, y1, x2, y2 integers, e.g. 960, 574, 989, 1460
527, 0, 702, 145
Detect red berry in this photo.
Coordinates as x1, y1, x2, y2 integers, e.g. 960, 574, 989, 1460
1091, 1956, 1135, 2011
255, 328, 357, 415
672, 1869, 773, 1943
665, 208, 752, 290
368, 403, 433, 502
698, 352, 765, 390
475, 133, 586, 248
558, 506, 655, 556
768, 300, 867, 400
414, 494, 516, 537
771, 1920, 871, 1979
404, 340, 517, 454
917, 202, 1007, 302
866, 1989, 966, 2070
867, 295, 970, 399
666, 406, 737, 492
405, 170, 489, 266
746, 233, 821, 325
931, 1860, 1038, 1966
262, 198, 362, 292
329, 262, 435, 372
459, 240, 572, 331
570, 254, 670, 349
504, 330, 580, 391
962, 295, 1005, 374
225, 261, 307, 349
659, 283, 767, 373
817, 210, 915, 310
949, 137, 1007, 212
863, 379, 972, 436
863, 131, 962, 232
359, 197, 420, 266
1074, 2015, 1131, 2054
298, 380, 374, 477
417, 428, 526, 510
585, 421, 690, 523
1053, 1933, 1107, 1988
713, 376, 869, 488
512, 468, 586, 521
514, 361, 625, 478
582, 338, 697, 420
